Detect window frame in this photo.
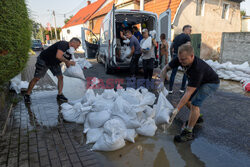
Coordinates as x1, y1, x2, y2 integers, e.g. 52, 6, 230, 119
222, 2, 230, 20
196, 0, 205, 16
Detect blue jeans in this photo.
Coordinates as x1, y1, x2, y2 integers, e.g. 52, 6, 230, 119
169, 53, 187, 91
190, 83, 219, 107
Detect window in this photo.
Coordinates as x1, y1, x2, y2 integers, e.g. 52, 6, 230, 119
196, 0, 205, 16
222, 3, 230, 19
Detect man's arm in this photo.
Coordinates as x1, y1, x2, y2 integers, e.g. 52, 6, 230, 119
160, 64, 171, 82
56, 49, 75, 67
176, 86, 196, 111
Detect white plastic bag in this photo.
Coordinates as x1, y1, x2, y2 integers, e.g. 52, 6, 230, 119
141, 36, 152, 50
86, 128, 104, 144
112, 97, 141, 129
61, 102, 91, 124
154, 92, 174, 125
136, 118, 157, 137
87, 110, 111, 129
92, 133, 126, 151
63, 63, 86, 80
125, 129, 137, 143
75, 58, 93, 69
103, 118, 127, 138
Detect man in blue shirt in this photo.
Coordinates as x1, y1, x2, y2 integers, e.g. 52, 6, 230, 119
132, 26, 143, 42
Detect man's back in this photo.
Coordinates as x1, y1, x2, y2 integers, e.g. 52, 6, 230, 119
173, 33, 191, 54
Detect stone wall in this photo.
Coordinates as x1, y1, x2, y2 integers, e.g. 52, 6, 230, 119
220, 32, 250, 64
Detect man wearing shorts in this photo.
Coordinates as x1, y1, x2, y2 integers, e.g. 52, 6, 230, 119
24, 38, 81, 103
159, 44, 220, 142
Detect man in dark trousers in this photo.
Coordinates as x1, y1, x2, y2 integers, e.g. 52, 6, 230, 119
24, 38, 81, 103
159, 44, 220, 142
169, 25, 192, 94
126, 30, 142, 77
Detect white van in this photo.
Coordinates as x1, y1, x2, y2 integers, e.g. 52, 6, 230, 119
82, 7, 171, 74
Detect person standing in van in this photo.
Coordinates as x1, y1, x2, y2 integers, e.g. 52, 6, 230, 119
169, 25, 192, 94
126, 30, 142, 77
132, 26, 143, 42
140, 29, 157, 81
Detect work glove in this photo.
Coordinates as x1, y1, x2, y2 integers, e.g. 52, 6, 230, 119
168, 108, 179, 127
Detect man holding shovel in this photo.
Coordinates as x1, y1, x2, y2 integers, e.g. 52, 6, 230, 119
158, 44, 220, 142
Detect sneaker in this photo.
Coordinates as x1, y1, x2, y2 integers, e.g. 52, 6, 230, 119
57, 94, 68, 102
174, 129, 194, 142
179, 89, 185, 93
169, 90, 173, 94
24, 94, 31, 104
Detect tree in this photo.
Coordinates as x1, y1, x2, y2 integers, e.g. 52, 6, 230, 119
241, 10, 246, 17
0, 0, 32, 84
64, 15, 73, 24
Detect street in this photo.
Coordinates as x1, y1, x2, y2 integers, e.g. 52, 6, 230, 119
0, 52, 250, 167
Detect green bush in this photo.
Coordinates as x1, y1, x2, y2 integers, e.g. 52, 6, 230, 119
0, 0, 32, 85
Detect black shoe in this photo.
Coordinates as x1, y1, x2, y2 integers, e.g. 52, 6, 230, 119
174, 129, 194, 142
57, 94, 68, 102
24, 94, 31, 104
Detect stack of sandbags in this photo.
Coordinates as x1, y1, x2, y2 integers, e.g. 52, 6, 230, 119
205, 60, 250, 82
61, 87, 174, 151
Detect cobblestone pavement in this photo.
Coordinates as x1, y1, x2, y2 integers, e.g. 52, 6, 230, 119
0, 90, 103, 167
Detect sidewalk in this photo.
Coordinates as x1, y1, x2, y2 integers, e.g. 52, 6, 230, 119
0, 55, 102, 167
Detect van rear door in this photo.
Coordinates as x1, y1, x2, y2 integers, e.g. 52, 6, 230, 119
81, 27, 99, 58
158, 9, 171, 42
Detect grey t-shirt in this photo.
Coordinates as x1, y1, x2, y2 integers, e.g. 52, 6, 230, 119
129, 35, 141, 55
140, 38, 155, 60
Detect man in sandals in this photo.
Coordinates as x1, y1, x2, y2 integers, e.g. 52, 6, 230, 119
159, 44, 220, 142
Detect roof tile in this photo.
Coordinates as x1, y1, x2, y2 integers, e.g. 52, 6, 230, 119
62, 0, 106, 29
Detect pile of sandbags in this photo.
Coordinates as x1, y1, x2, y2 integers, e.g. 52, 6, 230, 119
61, 87, 173, 151
205, 60, 250, 82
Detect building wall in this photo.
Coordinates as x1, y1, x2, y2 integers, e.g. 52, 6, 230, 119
173, 0, 241, 60
220, 32, 250, 64
61, 22, 89, 52
115, 0, 139, 9
242, 17, 250, 32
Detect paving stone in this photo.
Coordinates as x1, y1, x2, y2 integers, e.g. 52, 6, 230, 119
69, 154, 80, 163
61, 160, 72, 167
51, 158, 61, 167
59, 152, 69, 161
40, 155, 50, 166
0, 154, 7, 164
19, 160, 29, 167
72, 162, 82, 167
7, 157, 18, 167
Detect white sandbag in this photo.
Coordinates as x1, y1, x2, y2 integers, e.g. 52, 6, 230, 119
120, 88, 142, 105
61, 102, 91, 124
82, 89, 96, 106
75, 58, 93, 69
139, 91, 156, 106
87, 110, 111, 129
86, 128, 104, 144
92, 133, 126, 151
92, 99, 114, 112
154, 92, 174, 125
103, 118, 127, 138
125, 129, 137, 143
136, 118, 157, 137
112, 97, 141, 129
63, 64, 86, 80
101, 89, 118, 100
61, 103, 73, 110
